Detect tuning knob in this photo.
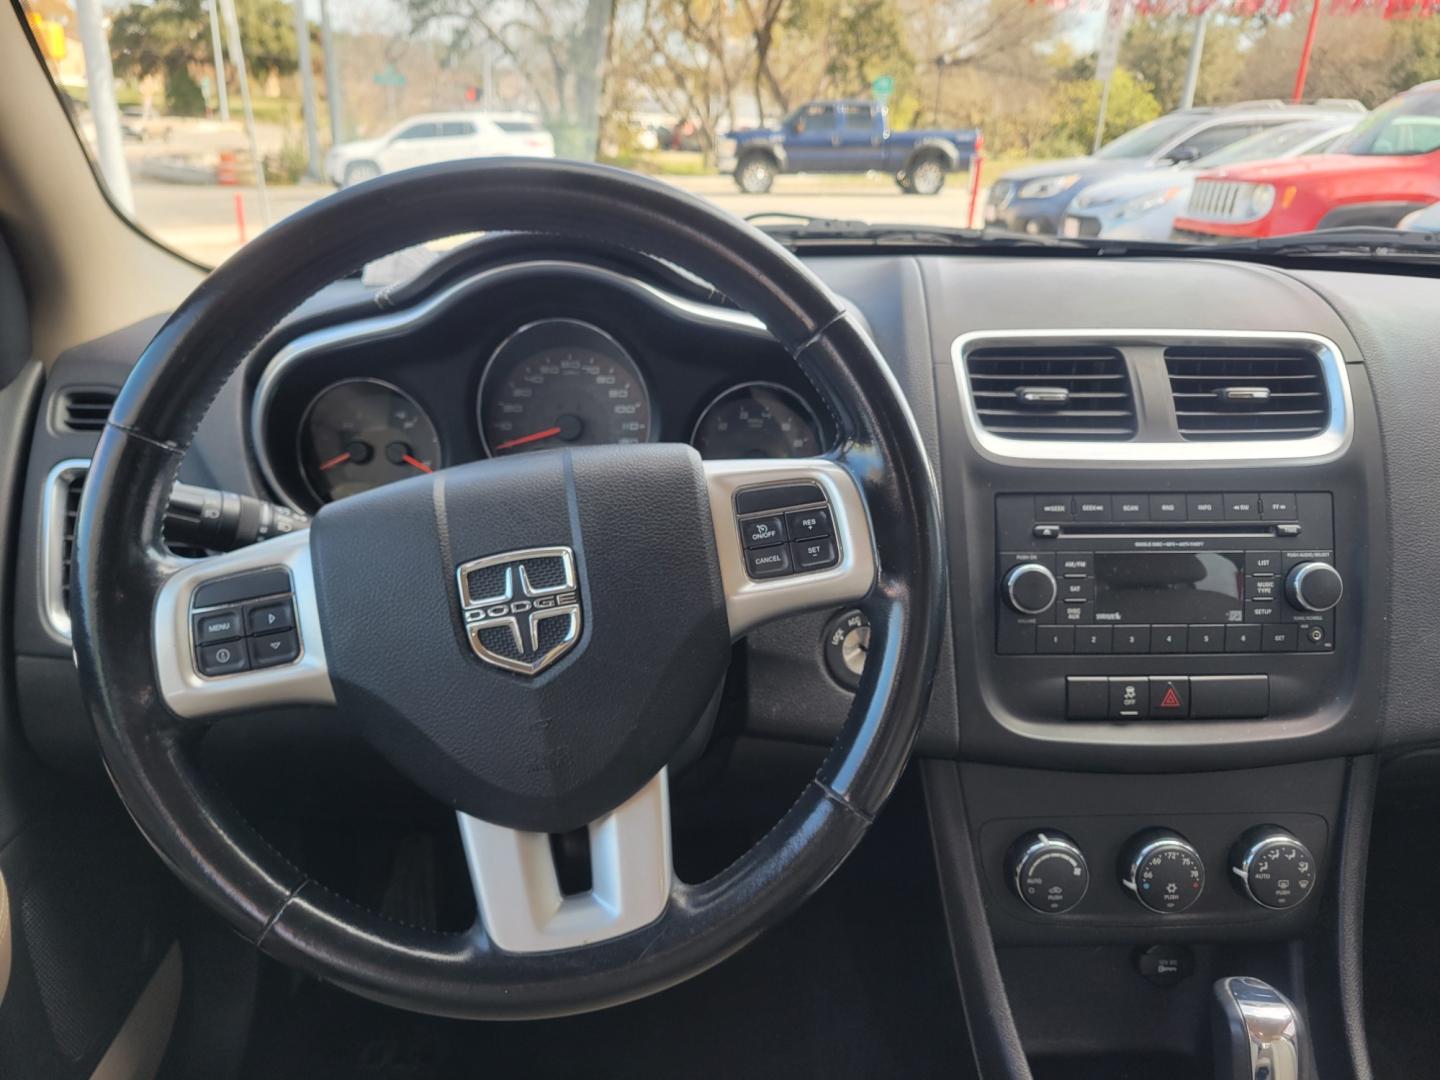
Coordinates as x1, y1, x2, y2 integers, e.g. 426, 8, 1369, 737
1006, 830, 1090, 914
1119, 829, 1205, 914
1003, 562, 1057, 616
1285, 562, 1343, 612
1230, 826, 1317, 910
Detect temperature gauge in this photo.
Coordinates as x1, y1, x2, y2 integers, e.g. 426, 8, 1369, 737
299, 378, 441, 504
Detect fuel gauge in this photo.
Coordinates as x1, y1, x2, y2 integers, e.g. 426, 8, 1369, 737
299, 378, 441, 504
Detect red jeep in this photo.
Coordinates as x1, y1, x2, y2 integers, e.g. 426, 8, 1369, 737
1172, 81, 1440, 240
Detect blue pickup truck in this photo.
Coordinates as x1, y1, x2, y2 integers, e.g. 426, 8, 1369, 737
719, 100, 981, 195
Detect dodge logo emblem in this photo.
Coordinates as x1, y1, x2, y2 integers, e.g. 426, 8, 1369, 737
455, 546, 581, 675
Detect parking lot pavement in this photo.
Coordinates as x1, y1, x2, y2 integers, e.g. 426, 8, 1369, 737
132, 170, 987, 266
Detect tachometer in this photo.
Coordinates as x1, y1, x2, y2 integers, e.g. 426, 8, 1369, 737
478, 319, 653, 455
299, 378, 441, 504
690, 382, 821, 460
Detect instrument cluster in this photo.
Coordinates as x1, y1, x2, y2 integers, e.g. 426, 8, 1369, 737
255, 272, 833, 511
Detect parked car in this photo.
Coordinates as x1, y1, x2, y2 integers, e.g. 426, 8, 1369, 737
1061, 116, 1360, 240
1399, 200, 1440, 231
986, 99, 1366, 235
1172, 82, 1440, 241
326, 112, 555, 186
719, 100, 980, 194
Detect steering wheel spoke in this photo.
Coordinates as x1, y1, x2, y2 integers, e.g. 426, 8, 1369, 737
153, 529, 334, 720
703, 457, 877, 638
457, 770, 673, 953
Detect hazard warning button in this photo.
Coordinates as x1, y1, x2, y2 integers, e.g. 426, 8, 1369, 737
1149, 677, 1190, 718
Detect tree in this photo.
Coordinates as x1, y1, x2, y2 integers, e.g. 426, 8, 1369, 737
1122, 15, 1249, 109
110, 0, 299, 115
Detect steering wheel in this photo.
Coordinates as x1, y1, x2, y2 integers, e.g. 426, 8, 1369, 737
71, 161, 944, 1019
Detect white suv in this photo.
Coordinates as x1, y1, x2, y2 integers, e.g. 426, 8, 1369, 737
326, 112, 556, 186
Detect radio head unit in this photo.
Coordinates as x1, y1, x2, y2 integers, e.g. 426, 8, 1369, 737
995, 492, 1338, 658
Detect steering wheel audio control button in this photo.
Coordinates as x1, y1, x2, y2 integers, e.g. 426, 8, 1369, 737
198, 641, 250, 677
251, 629, 301, 668
745, 545, 792, 578
247, 599, 296, 635
194, 608, 243, 645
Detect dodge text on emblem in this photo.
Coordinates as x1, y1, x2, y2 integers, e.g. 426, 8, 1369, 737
455, 546, 581, 675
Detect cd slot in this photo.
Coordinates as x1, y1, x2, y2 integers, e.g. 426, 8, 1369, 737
1055, 524, 1279, 540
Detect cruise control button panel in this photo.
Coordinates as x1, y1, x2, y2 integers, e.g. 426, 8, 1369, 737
737, 488, 839, 580
190, 568, 302, 678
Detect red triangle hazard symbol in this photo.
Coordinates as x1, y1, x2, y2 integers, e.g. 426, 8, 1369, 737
1160, 686, 1181, 709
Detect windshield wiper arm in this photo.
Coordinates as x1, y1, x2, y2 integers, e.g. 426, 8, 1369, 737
751, 220, 1092, 249
1201, 226, 1440, 258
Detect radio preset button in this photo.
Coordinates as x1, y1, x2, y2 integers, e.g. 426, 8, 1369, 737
1035, 496, 1072, 521
1075, 626, 1112, 653
1037, 626, 1074, 654
1114, 497, 1147, 521
1149, 495, 1185, 521
1188, 625, 1224, 653
1224, 493, 1261, 520
1262, 625, 1298, 652
1152, 625, 1186, 653
1113, 626, 1150, 654
1073, 496, 1111, 522
1225, 624, 1262, 652
1186, 494, 1224, 521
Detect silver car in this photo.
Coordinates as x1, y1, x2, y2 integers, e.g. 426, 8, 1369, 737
1061, 117, 1360, 241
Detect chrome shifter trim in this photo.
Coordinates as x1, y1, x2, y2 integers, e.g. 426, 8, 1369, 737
1216, 976, 1303, 1080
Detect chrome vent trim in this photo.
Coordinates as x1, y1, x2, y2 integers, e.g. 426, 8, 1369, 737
1166, 346, 1329, 441
41, 459, 89, 642
951, 330, 1352, 467
55, 387, 116, 432
964, 344, 1136, 440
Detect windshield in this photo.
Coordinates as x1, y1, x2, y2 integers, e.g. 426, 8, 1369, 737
18, 0, 1440, 261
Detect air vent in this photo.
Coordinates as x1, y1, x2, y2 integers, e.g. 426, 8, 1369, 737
57, 388, 116, 432
1165, 347, 1329, 441
42, 460, 89, 640
965, 346, 1136, 440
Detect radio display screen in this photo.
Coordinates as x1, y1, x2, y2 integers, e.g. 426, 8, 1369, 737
1093, 552, 1245, 624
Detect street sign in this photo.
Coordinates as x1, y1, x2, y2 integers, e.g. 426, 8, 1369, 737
374, 64, 407, 88
871, 74, 894, 99
1095, 0, 1128, 85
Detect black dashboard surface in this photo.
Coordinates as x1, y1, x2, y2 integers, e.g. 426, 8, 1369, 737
13, 244, 1440, 772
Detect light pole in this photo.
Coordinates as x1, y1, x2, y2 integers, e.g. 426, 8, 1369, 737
320, 0, 345, 145
293, 0, 322, 179
207, 0, 230, 121
73, 0, 133, 213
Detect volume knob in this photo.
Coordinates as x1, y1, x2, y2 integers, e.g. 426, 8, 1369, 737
1003, 563, 1057, 616
1285, 562, 1343, 612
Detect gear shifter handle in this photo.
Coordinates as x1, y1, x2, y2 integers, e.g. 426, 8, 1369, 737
1212, 976, 1310, 1080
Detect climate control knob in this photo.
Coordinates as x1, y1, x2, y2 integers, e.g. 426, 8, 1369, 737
1230, 826, 1317, 910
1285, 561, 1343, 612
1006, 830, 1090, 914
1003, 562, 1057, 616
1119, 829, 1205, 914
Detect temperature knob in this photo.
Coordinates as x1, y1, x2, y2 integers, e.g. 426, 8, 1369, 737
1120, 829, 1205, 914
1230, 826, 1317, 910
1006, 830, 1090, 914
1285, 562, 1343, 612
1003, 563, 1057, 615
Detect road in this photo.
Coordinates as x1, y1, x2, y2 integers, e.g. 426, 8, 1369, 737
132, 170, 987, 266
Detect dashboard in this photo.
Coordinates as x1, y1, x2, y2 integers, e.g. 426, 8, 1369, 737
248, 260, 836, 513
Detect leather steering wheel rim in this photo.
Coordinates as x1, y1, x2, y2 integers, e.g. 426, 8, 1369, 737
71, 160, 945, 1019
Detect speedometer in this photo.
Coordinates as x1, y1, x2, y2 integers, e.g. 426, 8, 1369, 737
478, 319, 654, 455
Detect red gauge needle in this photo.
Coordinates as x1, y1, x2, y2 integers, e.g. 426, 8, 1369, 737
493, 425, 562, 451
401, 454, 433, 474
318, 451, 352, 472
